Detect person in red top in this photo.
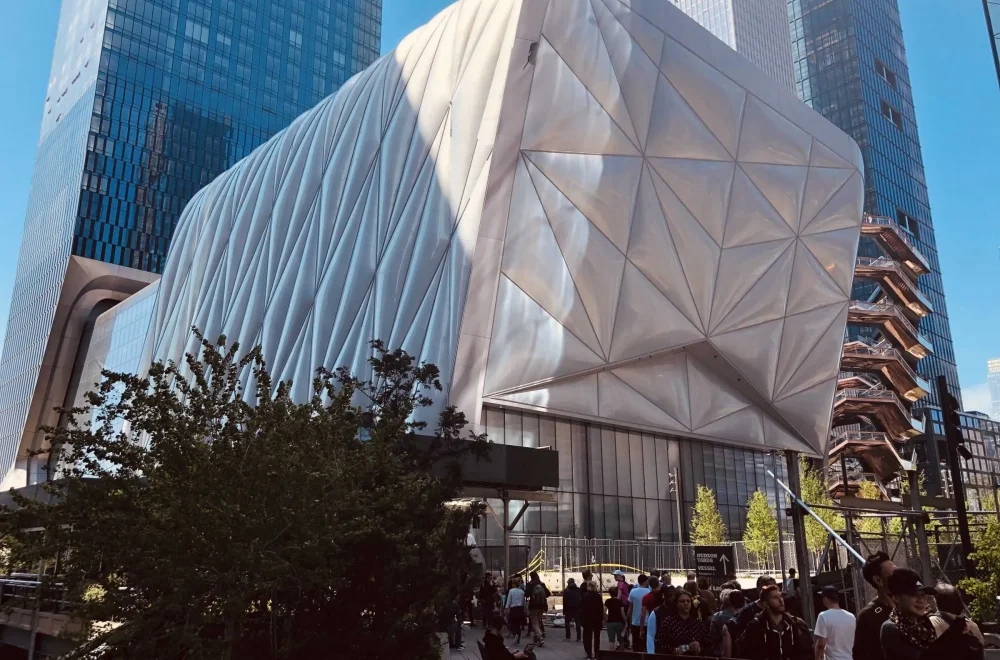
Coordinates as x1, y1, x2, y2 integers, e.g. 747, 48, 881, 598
641, 577, 663, 636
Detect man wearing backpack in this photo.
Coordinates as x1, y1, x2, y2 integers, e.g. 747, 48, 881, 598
526, 571, 550, 646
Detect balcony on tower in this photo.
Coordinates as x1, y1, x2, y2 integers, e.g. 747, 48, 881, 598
860, 214, 930, 277
840, 340, 930, 402
832, 387, 924, 439
853, 257, 932, 319
847, 300, 933, 359
826, 430, 910, 497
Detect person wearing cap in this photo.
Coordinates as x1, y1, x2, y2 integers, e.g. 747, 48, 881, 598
814, 586, 855, 660
879, 568, 938, 660
853, 551, 896, 660
614, 569, 630, 605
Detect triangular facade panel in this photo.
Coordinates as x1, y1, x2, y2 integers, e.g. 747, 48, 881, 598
626, 166, 703, 332
609, 262, 704, 362
525, 151, 642, 252
598, 371, 687, 432
611, 351, 692, 429
521, 38, 640, 156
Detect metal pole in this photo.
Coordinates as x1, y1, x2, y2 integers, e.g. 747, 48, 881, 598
909, 471, 934, 585
937, 375, 976, 578
561, 537, 566, 593
783, 453, 815, 627
772, 452, 787, 582
503, 491, 510, 583
27, 559, 44, 660
673, 467, 684, 544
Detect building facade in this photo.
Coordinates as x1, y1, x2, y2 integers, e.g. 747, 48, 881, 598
0, 0, 381, 488
671, 0, 795, 92
990, 358, 1000, 420
788, 0, 961, 409
141, 0, 864, 539
984, 0, 1000, 87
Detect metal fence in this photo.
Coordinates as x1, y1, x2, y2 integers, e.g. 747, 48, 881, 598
475, 535, 813, 591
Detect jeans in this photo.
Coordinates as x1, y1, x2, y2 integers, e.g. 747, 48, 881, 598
564, 611, 581, 639
529, 609, 545, 642
582, 624, 602, 658
631, 625, 644, 652
447, 621, 463, 648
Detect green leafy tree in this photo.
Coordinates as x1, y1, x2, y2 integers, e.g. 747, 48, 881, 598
743, 490, 778, 562
799, 457, 844, 553
854, 480, 884, 536
691, 485, 728, 545
0, 332, 486, 660
959, 517, 1000, 621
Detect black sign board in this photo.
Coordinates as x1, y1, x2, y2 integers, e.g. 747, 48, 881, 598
694, 545, 735, 578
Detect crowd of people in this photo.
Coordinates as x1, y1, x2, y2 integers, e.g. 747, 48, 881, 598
445, 554, 987, 660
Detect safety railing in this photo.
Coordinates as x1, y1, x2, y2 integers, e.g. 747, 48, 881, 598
841, 343, 928, 390
861, 214, 930, 267
854, 257, 932, 312
848, 300, 933, 353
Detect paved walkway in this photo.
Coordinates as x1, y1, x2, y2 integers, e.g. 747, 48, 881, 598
449, 625, 619, 660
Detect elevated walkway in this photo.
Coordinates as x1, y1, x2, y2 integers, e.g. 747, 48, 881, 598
840, 341, 930, 402
833, 388, 923, 439
861, 214, 931, 276
848, 301, 932, 359
853, 257, 932, 318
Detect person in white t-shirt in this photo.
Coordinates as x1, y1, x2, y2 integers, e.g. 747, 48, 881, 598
814, 586, 856, 660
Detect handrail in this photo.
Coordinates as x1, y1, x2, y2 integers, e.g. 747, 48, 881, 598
831, 430, 890, 444
862, 214, 930, 266
835, 387, 899, 402
848, 300, 932, 350
854, 257, 931, 309
841, 343, 928, 388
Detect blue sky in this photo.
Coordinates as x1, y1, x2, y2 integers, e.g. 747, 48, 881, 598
0, 0, 997, 410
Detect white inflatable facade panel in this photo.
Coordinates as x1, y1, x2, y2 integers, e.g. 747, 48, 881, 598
150, 0, 864, 456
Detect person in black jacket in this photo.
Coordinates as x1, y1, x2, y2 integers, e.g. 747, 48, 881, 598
580, 581, 605, 660
853, 552, 897, 660
738, 585, 812, 660
480, 573, 498, 628
563, 578, 582, 641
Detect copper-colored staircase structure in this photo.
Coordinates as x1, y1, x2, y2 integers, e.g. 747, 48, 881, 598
830, 214, 930, 494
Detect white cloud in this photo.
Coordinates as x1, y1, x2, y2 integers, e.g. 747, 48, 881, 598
962, 381, 994, 417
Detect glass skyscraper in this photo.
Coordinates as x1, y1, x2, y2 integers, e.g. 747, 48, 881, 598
0, 0, 381, 486
671, 0, 796, 91
788, 0, 962, 407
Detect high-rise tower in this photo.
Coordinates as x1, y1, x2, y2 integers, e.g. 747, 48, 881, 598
0, 0, 381, 487
788, 0, 960, 492
989, 359, 1000, 419
670, 0, 795, 91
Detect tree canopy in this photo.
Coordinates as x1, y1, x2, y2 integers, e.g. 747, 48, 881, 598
743, 490, 778, 561
959, 517, 1000, 621
0, 332, 485, 659
799, 457, 844, 553
690, 485, 728, 545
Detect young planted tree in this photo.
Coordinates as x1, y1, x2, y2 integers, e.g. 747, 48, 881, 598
691, 485, 728, 545
854, 480, 884, 536
959, 517, 1000, 621
799, 457, 844, 553
743, 490, 778, 562
0, 332, 486, 660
